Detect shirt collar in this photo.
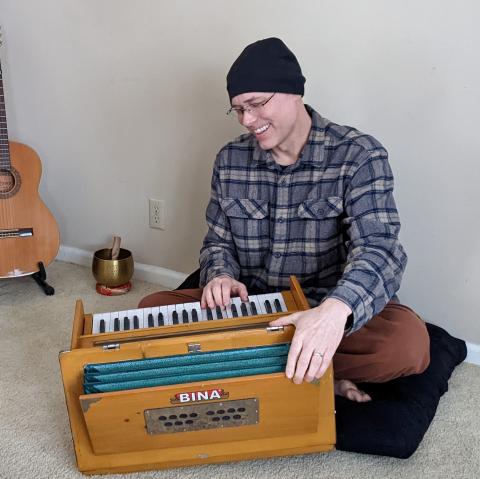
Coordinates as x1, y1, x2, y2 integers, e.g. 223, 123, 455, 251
251, 104, 327, 168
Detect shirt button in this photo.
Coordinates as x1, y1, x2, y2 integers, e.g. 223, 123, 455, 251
278, 217, 284, 223
274, 252, 281, 259
317, 208, 325, 216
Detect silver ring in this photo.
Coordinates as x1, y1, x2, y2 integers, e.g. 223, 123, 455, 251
312, 351, 324, 358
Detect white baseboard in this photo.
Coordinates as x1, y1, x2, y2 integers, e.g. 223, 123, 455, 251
57, 245, 188, 289
465, 342, 480, 366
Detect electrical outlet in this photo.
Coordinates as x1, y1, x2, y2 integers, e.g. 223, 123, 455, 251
149, 199, 165, 230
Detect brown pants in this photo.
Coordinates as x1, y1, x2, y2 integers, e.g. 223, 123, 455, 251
139, 289, 430, 383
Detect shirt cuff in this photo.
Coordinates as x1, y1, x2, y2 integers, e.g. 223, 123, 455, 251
326, 285, 367, 335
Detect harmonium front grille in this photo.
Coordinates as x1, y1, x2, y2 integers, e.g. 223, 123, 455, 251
59, 276, 336, 475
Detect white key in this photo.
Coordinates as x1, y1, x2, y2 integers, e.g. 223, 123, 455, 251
224, 302, 234, 318
118, 310, 131, 331
159, 305, 169, 326
253, 294, 267, 314
92, 312, 111, 334
142, 307, 154, 328
150, 306, 163, 327
110, 311, 121, 331
129, 308, 145, 329
150, 306, 160, 327
248, 296, 262, 316
201, 306, 218, 321
167, 305, 177, 325
193, 303, 207, 322
270, 292, 287, 312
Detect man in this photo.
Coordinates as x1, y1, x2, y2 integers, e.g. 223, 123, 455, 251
141, 38, 430, 402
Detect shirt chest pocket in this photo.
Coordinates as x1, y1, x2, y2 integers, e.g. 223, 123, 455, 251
297, 196, 343, 219
220, 198, 270, 244
220, 198, 269, 219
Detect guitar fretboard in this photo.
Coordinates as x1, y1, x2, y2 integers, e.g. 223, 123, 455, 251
0, 62, 11, 170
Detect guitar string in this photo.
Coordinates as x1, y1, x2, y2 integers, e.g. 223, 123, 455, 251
0, 62, 18, 258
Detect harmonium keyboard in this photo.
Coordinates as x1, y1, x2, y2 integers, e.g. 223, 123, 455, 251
59, 276, 335, 475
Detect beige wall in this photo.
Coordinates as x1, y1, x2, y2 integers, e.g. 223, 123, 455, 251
1, 0, 479, 343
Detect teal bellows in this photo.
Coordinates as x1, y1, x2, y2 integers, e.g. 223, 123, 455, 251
83, 343, 290, 394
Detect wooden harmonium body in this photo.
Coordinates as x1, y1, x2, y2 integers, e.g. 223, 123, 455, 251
59, 276, 336, 475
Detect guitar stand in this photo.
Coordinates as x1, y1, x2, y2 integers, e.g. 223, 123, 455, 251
31, 262, 55, 295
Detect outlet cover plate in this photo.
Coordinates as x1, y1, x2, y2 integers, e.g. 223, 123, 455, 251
149, 199, 165, 230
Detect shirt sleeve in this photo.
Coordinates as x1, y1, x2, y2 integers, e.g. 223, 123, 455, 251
199, 158, 240, 286
326, 148, 408, 334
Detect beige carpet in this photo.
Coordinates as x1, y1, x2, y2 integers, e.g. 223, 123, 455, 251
0, 260, 478, 479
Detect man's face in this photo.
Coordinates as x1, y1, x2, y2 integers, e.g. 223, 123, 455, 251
230, 92, 300, 151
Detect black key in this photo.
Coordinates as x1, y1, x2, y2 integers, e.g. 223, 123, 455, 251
157, 312, 164, 326
274, 299, 283, 312
148, 313, 154, 328
250, 301, 258, 315
206, 308, 213, 320
123, 317, 130, 330
265, 300, 273, 314
99, 319, 105, 333
133, 315, 139, 329
182, 309, 189, 324
240, 302, 248, 316
216, 306, 223, 319
192, 309, 198, 322
231, 303, 238, 317
114, 317, 120, 331
172, 311, 179, 325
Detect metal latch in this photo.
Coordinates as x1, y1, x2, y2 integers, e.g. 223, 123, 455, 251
102, 343, 120, 351
188, 343, 202, 353
266, 326, 284, 332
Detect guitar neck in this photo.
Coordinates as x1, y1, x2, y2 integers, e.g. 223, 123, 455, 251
0, 61, 11, 171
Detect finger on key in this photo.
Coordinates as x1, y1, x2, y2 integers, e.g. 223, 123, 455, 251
211, 282, 224, 308
234, 283, 249, 302
201, 286, 215, 310
221, 281, 232, 308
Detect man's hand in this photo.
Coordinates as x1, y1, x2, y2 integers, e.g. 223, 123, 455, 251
201, 275, 249, 309
269, 298, 352, 384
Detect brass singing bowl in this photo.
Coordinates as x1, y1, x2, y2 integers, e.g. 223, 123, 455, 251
92, 248, 134, 287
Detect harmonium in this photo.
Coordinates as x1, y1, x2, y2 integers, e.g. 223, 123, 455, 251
59, 276, 335, 475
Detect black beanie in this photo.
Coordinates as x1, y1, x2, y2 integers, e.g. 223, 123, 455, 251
226, 37, 306, 101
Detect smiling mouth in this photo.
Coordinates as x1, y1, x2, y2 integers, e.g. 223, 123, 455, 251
253, 123, 270, 135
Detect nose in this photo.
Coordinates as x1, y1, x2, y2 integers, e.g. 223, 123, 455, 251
240, 110, 256, 127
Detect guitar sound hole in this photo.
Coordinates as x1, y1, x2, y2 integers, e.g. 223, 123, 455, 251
0, 170, 15, 193
0, 168, 21, 198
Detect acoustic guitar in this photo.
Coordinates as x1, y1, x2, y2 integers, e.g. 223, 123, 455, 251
0, 52, 60, 279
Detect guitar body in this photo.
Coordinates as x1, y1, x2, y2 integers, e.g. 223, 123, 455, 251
0, 141, 60, 277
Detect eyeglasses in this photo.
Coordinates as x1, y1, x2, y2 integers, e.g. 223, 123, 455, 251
226, 93, 276, 117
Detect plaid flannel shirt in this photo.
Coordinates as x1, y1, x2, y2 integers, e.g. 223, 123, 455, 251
199, 105, 407, 333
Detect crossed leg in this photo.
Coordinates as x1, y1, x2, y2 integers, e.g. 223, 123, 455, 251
138, 291, 430, 402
